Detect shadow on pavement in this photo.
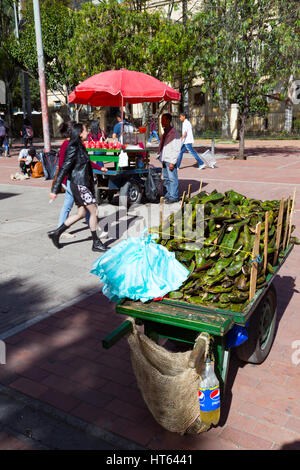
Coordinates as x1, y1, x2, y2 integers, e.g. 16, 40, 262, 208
0, 283, 145, 449
178, 179, 208, 195
0, 277, 49, 338
273, 275, 299, 325
280, 440, 300, 450
219, 275, 297, 427
0, 192, 21, 200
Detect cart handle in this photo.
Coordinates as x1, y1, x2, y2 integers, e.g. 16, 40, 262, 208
102, 320, 133, 349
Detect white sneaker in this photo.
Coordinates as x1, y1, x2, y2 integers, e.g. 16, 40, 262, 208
198, 164, 206, 170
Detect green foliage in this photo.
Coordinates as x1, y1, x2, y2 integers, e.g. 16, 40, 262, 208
7, 0, 76, 96
193, 0, 300, 156
60, 0, 186, 85
12, 76, 41, 111
4, 0, 198, 111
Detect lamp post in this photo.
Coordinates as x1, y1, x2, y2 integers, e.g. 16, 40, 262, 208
32, 0, 51, 152
13, 1, 32, 122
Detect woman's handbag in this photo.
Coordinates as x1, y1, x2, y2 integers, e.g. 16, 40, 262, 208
51, 166, 65, 193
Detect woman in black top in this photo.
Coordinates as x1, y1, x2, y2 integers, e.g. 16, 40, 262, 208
48, 122, 108, 252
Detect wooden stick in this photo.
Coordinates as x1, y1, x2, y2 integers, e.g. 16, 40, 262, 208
263, 211, 269, 275
198, 180, 203, 194
181, 191, 186, 209
287, 188, 296, 246
187, 184, 192, 199
273, 197, 284, 265
159, 197, 164, 232
249, 222, 261, 301
282, 196, 290, 251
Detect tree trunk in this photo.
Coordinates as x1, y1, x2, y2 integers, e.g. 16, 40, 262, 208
237, 97, 249, 160
218, 87, 231, 139
284, 75, 294, 134
142, 102, 151, 140
284, 97, 293, 134
4, 77, 14, 145
24, 72, 32, 122
179, 80, 184, 113
238, 113, 247, 160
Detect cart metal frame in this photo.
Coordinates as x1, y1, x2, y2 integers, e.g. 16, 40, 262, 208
102, 243, 294, 394
89, 149, 161, 205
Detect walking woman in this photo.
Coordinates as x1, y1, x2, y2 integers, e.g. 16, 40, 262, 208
48, 122, 108, 252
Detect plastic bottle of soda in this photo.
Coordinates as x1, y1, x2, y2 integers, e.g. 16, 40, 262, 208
198, 360, 220, 426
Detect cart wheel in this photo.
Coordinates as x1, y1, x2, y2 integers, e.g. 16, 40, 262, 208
96, 188, 115, 205
95, 188, 107, 205
119, 180, 143, 207
235, 284, 277, 364
107, 193, 114, 204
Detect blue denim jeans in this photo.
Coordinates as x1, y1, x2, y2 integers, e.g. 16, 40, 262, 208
58, 180, 90, 226
148, 130, 160, 144
176, 143, 204, 168
162, 162, 178, 201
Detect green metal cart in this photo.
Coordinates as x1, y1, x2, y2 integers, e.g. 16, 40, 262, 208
103, 242, 294, 395
89, 148, 159, 206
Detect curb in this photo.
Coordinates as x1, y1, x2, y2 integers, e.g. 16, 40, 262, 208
0, 287, 101, 341
0, 383, 145, 450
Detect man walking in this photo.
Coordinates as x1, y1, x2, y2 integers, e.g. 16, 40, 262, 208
176, 112, 205, 169
148, 114, 160, 145
158, 113, 181, 204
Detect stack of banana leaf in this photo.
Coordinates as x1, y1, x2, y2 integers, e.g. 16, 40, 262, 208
152, 189, 297, 312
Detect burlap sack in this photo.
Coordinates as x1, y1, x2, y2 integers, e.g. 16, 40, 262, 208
126, 318, 210, 434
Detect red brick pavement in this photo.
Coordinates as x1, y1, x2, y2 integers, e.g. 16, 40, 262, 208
0, 140, 300, 450
0, 430, 39, 450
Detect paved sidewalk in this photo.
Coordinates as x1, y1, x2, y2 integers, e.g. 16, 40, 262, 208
0, 385, 124, 450
0, 141, 299, 449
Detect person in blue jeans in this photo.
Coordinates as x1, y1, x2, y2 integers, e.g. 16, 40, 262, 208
148, 115, 160, 144
56, 122, 90, 237
176, 112, 205, 169
158, 113, 181, 204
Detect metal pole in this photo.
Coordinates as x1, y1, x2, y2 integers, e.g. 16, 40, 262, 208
13, 1, 26, 117
13, 1, 19, 39
14, 1, 32, 122
120, 96, 124, 144
32, 0, 51, 152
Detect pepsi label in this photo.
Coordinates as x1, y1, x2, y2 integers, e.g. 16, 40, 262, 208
198, 386, 220, 412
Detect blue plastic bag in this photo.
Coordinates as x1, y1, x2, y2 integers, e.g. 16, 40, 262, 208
91, 229, 190, 303
226, 323, 249, 348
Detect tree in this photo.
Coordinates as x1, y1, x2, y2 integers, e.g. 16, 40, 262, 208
60, 0, 196, 121
60, 0, 165, 83
0, 0, 19, 137
193, 0, 299, 158
7, 0, 76, 104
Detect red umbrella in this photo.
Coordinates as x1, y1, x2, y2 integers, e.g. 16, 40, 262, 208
68, 69, 180, 106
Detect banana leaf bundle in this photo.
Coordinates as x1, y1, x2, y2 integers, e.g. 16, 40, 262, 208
151, 189, 296, 312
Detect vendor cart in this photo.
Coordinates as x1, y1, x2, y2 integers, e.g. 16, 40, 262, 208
102, 242, 294, 395
69, 69, 180, 206
89, 147, 162, 206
